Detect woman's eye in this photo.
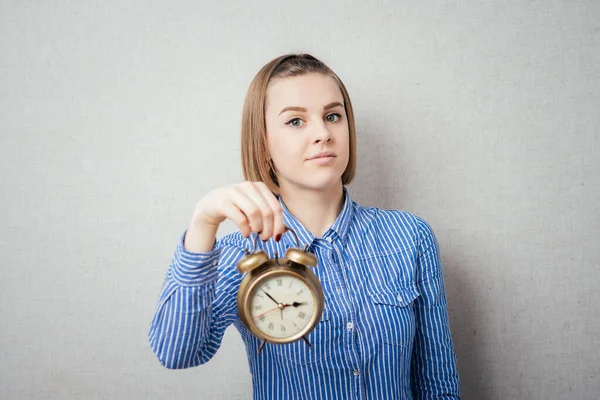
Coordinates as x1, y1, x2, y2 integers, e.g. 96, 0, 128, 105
285, 118, 303, 127
325, 113, 342, 123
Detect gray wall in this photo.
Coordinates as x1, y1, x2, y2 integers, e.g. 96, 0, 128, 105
1, 1, 599, 399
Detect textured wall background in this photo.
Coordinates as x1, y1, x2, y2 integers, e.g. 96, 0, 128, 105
1, 1, 599, 399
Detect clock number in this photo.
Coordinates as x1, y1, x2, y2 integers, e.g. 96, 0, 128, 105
277, 279, 283, 287
298, 312, 306, 320
254, 305, 263, 311
268, 322, 274, 330
281, 325, 286, 333
296, 289, 304, 296
264, 283, 271, 290
259, 315, 265, 323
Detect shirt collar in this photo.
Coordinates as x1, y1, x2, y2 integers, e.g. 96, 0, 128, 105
278, 186, 355, 248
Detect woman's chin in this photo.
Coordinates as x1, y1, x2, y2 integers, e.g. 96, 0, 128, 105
277, 169, 344, 193
298, 177, 343, 193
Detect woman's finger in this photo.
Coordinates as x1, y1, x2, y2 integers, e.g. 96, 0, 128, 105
229, 185, 264, 236
255, 182, 285, 240
221, 200, 251, 238
239, 182, 276, 241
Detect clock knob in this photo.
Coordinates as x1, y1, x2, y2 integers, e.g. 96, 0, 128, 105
237, 250, 269, 273
285, 248, 317, 268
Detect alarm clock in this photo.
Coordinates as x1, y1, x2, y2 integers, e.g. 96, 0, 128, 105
236, 228, 324, 352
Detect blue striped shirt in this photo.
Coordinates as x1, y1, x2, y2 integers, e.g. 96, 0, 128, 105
149, 188, 460, 399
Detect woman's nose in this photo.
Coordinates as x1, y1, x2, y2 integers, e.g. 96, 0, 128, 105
313, 120, 332, 143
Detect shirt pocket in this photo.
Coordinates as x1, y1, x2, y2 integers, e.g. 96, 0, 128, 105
368, 283, 419, 347
273, 304, 338, 366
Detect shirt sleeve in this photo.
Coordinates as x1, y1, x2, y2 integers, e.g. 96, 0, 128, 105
148, 231, 246, 369
410, 216, 461, 398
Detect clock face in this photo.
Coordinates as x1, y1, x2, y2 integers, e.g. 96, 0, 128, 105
249, 273, 316, 339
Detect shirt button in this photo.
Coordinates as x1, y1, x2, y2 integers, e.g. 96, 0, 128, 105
397, 294, 403, 302
326, 237, 333, 243
353, 369, 360, 376
347, 322, 354, 331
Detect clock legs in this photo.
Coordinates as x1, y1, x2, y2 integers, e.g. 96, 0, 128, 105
302, 336, 312, 348
258, 339, 267, 354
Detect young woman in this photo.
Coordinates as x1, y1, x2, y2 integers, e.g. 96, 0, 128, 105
149, 54, 460, 399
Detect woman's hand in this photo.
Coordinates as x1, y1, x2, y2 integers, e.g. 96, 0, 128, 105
184, 181, 286, 253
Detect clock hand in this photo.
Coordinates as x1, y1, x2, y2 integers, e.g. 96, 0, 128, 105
279, 302, 305, 318
262, 290, 280, 305
253, 304, 289, 320
253, 306, 279, 319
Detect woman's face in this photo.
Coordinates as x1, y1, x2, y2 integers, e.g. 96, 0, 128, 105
265, 73, 350, 194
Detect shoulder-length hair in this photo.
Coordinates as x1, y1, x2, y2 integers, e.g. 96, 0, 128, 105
241, 53, 357, 195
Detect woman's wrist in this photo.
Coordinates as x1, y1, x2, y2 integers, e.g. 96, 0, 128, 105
184, 218, 220, 253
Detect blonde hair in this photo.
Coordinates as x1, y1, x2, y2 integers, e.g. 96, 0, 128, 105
241, 53, 357, 195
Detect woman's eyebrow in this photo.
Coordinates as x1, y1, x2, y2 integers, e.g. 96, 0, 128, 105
323, 102, 343, 110
279, 106, 307, 116
279, 102, 343, 116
